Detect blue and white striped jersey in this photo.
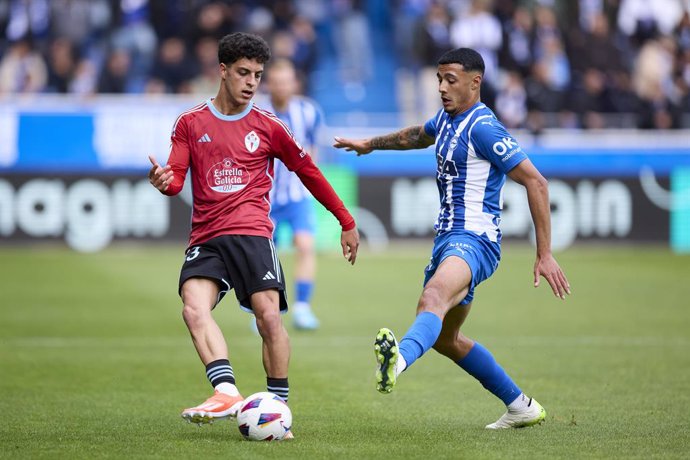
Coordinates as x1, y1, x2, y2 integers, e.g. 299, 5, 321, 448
423, 102, 528, 243
265, 96, 322, 206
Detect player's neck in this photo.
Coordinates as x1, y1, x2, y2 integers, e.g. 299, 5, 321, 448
450, 97, 481, 117
212, 91, 250, 115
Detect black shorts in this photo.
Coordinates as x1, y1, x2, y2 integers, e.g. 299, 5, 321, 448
178, 235, 288, 313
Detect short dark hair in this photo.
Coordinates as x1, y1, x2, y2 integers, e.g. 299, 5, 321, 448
438, 48, 485, 75
218, 32, 271, 65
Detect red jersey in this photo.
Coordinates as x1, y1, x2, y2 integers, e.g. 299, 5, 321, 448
164, 99, 353, 246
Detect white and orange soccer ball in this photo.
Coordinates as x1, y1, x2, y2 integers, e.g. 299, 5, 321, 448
236, 392, 292, 441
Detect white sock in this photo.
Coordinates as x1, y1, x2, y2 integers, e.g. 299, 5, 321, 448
293, 301, 311, 313
215, 382, 240, 397
395, 353, 407, 377
507, 393, 530, 411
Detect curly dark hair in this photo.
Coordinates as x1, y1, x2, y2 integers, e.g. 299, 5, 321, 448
218, 32, 271, 65
438, 48, 485, 75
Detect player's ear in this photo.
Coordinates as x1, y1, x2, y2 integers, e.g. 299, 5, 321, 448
220, 63, 227, 79
471, 73, 482, 90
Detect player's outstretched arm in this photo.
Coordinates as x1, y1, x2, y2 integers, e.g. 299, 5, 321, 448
341, 227, 360, 265
508, 159, 571, 300
333, 125, 434, 156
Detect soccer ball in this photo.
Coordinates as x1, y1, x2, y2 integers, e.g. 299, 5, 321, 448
236, 392, 292, 441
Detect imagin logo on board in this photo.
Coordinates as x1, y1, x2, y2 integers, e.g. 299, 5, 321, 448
389, 177, 634, 250
0, 178, 169, 252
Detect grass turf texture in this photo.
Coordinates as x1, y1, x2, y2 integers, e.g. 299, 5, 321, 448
1, 244, 689, 459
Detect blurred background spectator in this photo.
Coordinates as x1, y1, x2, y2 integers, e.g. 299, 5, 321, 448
0, 0, 688, 129
450, 0, 503, 107
97, 47, 130, 94
146, 36, 195, 93
330, 0, 373, 84
188, 35, 221, 96
0, 37, 47, 93
45, 37, 77, 93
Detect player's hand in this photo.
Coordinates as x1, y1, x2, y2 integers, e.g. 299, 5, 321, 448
534, 253, 571, 300
148, 155, 173, 192
333, 136, 373, 156
341, 227, 360, 265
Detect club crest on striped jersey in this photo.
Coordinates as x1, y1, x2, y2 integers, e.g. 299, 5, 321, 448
207, 157, 250, 193
245, 130, 260, 152
449, 136, 458, 152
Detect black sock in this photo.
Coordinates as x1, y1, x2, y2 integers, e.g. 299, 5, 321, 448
267, 377, 289, 403
205, 359, 235, 388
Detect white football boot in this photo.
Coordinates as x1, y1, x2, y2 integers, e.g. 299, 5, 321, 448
485, 398, 546, 429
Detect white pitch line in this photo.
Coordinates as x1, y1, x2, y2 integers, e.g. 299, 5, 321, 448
1, 335, 688, 349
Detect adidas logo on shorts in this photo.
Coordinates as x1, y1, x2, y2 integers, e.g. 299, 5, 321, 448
262, 271, 276, 281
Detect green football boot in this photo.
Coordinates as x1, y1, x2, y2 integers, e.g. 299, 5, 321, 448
374, 328, 399, 394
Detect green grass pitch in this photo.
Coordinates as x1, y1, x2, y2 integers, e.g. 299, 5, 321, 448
1, 243, 689, 459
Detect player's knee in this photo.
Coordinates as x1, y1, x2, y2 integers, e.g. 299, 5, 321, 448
294, 238, 314, 256
182, 304, 199, 327
182, 303, 206, 328
296, 244, 314, 258
456, 334, 475, 357
433, 332, 473, 359
432, 335, 455, 357
255, 310, 283, 338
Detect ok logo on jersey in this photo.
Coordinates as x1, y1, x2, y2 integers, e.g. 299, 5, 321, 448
492, 137, 518, 156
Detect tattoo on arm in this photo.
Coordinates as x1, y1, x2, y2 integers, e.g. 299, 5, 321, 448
370, 126, 433, 151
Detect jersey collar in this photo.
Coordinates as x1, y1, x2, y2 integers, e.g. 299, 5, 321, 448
206, 98, 253, 121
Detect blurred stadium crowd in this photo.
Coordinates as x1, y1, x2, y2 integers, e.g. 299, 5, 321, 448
0, 0, 689, 130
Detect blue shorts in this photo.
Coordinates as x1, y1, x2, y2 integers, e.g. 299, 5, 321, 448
270, 198, 316, 236
423, 230, 501, 306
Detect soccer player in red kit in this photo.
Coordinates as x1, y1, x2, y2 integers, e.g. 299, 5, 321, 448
148, 32, 359, 432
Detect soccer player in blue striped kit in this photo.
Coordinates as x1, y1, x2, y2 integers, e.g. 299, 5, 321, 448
334, 48, 570, 429
264, 58, 323, 330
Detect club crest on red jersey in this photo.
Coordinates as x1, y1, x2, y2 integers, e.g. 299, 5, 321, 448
206, 158, 250, 193
245, 131, 260, 152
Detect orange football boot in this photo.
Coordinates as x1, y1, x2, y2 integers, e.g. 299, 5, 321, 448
181, 390, 244, 424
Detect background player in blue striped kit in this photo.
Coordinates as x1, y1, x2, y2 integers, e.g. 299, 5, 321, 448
334, 48, 570, 429
265, 59, 324, 330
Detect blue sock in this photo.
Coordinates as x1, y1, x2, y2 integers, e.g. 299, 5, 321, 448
456, 342, 522, 405
398, 312, 443, 369
295, 280, 313, 304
